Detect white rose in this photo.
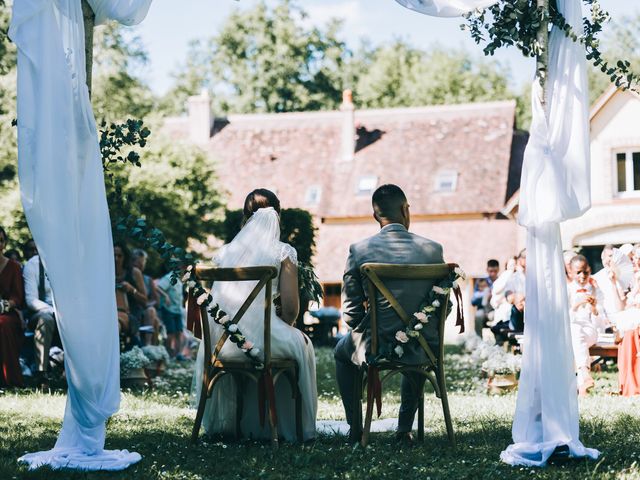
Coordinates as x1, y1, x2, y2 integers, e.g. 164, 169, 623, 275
186, 264, 194, 272
432, 299, 441, 308
181, 271, 191, 283
186, 280, 197, 290
228, 324, 239, 333
250, 348, 261, 357
395, 330, 409, 344
454, 267, 466, 280
414, 312, 428, 323
394, 345, 404, 358
196, 293, 209, 305
414, 323, 423, 331
433, 286, 446, 295
218, 315, 230, 325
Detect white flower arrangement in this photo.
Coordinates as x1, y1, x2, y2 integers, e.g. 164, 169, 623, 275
120, 346, 151, 376
141, 345, 170, 363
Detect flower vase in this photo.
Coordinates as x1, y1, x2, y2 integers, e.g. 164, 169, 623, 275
487, 372, 518, 394
121, 367, 148, 389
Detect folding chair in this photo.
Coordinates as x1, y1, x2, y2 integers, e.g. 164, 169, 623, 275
354, 263, 457, 447
190, 265, 302, 447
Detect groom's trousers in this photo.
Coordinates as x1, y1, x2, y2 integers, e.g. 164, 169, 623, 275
334, 344, 426, 433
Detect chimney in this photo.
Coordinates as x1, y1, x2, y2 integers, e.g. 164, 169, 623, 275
187, 89, 212, 145
340, 89, 355, 162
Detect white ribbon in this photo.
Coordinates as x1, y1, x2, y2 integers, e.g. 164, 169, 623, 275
395, 0, 498, 17
10, 0, 151, 471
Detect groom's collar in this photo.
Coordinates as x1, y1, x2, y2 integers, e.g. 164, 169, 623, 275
380, 223, 407, 233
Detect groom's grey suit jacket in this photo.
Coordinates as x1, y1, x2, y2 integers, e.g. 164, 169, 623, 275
336, 223, 444, 366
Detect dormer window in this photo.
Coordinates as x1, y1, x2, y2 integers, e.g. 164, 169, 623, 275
435, 170, 458, 193
616, 150, 640, 196
305, 185, 322, 206
357, 175, 378, 195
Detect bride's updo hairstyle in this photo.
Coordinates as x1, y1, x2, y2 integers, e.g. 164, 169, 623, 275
242, 188, 281, 225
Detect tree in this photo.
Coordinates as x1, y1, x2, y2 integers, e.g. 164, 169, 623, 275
354, 40, 515, 110
588, 12, 640, 103
160, 0, 353, 115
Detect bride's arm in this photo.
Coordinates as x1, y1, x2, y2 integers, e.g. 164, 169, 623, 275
279, 258, 300, 325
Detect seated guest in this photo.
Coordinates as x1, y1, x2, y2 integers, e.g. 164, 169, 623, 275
472, 259, 500, 336
568, 255, 608, 396
23, 250, 57, 385
0, 226, 25, 387
592, 245, 626, 322
114, 242, 147, 348
616, 247, 640, 396
5, 249, 22, 264
22, 238, 38, 263
334, 184, 444, 442
132, 249, 161, 346
156, 267, 186, 359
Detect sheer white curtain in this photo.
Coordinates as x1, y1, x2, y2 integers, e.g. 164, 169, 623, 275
500, 0, 598, 466
394, 0, 599, 467
10, 0, 152, 471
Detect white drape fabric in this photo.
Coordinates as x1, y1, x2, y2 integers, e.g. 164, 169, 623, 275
394, 0, 497, 17
10, 0, 151, 471
191, 208, 318, 441
500, 0, 599, 467
394, 0, 599, 467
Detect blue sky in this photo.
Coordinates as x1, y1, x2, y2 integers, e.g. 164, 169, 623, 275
134, 0, 637, 95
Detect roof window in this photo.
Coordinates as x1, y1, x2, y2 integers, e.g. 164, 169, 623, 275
435, 171, 458, 193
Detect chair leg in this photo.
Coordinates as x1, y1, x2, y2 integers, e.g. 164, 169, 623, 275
295, 369, 303, 443
439, 375, 455, 447
361, 371, 375, 447
266, 371, 279, 448
417, 386, 425, 443
191, 377, 209, 444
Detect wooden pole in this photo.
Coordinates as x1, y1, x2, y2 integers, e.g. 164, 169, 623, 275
81, 0, 95, 97
536, 0, 549, 108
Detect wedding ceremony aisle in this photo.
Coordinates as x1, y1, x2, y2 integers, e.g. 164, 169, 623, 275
0, 347, 636, 480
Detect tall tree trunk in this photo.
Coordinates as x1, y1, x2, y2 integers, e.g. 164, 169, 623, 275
81, 0, 95, 97
536, 0, 549, 107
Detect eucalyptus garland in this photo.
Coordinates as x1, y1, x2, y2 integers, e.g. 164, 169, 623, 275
462, 0, 640, 92
368, 267, 465, 365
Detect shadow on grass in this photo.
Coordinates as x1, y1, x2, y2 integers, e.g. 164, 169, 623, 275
3, 410, 636, 480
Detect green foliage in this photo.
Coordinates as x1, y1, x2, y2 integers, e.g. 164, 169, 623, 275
354, 41, 515, 111
91, 23, 155, 123
160, 0, 353, 115
464, 0, 640, 94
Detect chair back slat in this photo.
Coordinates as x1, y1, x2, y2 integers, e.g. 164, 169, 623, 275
194, 266, 278, 368
360, 263, 457, 368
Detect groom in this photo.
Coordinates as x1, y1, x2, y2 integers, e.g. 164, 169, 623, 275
334, 184, 445, 442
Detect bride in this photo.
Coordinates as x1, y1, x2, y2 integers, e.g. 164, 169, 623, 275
191, 189, 318, 442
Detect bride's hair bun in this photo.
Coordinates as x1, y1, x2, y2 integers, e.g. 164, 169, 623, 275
242, 188, 281, 224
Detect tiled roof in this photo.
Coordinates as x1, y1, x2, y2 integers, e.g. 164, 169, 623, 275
172, 100, 520, 217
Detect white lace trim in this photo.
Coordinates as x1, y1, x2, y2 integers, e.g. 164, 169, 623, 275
280, 243, 298, 264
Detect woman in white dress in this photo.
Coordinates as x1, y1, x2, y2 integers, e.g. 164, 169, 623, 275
191, 189, 317, 442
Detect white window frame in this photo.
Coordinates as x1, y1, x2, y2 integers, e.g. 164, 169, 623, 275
356, 175, 378, 195
434, 170, 458, 193
614, 149, 640, 198
305, 185, 322, 206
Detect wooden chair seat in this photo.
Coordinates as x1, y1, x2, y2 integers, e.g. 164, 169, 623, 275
354, 263, 457, 447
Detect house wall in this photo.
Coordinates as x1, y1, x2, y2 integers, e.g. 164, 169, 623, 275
561, 90, 640, 248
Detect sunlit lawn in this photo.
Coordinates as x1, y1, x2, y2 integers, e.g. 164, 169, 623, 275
1, 346, 640, 479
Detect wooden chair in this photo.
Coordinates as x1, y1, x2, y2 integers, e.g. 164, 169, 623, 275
354, 263, 457, 447
190, 265, 302, 447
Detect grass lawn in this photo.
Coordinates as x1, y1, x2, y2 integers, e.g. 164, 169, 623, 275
1, 346, 640, 479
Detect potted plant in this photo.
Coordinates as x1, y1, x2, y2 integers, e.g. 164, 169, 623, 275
120, 346, 151, 389
141, 345, 170, 377
482, 353, 521, 394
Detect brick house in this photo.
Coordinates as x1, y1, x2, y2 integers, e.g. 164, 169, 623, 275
163, 92, 528, 331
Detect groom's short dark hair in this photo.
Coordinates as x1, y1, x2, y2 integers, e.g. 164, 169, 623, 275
372, 184, 407, 219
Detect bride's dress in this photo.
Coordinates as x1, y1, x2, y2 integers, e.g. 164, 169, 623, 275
191, 207, 318, 441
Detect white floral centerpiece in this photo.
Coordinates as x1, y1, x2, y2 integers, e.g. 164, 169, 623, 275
120, 346, 151, 377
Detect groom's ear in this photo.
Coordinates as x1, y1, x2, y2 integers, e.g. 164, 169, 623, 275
373, 212, 380, 224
